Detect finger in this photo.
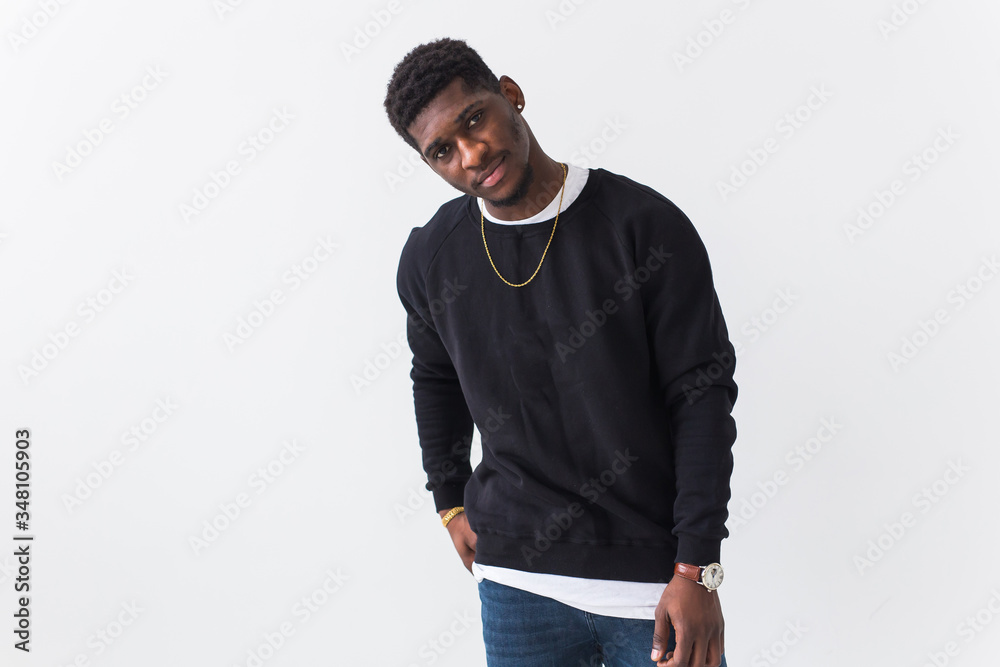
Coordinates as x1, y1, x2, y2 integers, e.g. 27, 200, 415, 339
688, 637, 708, 667
714, 600, 725, 665
651, 608, 671, 662
650, 609, 670, 660
705, 640, 722, 667
668, 624, 691, 667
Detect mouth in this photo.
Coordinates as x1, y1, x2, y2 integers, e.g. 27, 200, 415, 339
477, 156, 506, 188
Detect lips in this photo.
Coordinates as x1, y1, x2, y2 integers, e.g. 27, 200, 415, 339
478, 156, 505, 188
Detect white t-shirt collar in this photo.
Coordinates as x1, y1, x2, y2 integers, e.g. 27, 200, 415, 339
478, 163, 589, 225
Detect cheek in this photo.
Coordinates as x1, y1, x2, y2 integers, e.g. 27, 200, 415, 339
510, 120, 528, 152
429, 159, 453, 176
439, 163, 469, 188
486, 116, 519, 148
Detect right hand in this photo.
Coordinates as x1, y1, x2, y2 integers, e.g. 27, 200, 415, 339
439, 509, 477, 573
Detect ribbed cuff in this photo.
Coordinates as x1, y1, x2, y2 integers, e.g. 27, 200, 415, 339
675, 534, 722, 566
431, 480, 467, 514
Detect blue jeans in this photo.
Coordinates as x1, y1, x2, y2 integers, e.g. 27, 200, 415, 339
478, 578, 727, 667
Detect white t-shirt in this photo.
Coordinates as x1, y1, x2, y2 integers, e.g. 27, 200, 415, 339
472, 162, 668, 620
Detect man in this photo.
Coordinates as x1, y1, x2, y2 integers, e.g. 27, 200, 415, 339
386, 38, 736, 667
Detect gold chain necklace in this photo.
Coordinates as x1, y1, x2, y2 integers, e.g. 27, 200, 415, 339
481, 162, 567, 288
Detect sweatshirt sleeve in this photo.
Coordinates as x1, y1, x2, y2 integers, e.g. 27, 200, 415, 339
637, 203, 738, 566
395, 229, 476, 513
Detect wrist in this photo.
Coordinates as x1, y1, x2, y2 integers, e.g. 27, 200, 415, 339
440, 506, 465, 527
674, 562, 725, 591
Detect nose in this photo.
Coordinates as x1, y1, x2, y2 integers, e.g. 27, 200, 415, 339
457, 137, 488, 171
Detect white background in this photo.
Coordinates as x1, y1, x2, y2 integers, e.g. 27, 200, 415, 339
2, 1, 999, 665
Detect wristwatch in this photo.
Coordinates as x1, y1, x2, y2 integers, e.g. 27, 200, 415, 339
673, 562, 724, 591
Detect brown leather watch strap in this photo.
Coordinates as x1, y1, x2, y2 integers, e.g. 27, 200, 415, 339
673, 562, 702, 583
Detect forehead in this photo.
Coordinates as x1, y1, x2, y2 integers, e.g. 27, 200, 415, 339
408, 78, 491, 155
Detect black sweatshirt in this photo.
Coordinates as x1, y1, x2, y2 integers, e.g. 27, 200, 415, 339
395, 167, 738, 583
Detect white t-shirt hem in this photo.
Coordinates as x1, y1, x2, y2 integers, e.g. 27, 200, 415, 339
472, 561, 667, 620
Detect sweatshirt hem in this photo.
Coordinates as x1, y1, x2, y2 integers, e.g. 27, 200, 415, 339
473, 531, 679, 584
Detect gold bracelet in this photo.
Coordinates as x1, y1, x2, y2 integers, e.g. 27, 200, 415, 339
441, 506, 464, 527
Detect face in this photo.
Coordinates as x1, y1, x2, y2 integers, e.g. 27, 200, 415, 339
407, 77, 533, 209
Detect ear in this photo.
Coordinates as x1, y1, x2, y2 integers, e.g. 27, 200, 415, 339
498, 75, 524, 111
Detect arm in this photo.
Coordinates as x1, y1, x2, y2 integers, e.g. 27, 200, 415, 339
636, 206, 737, 667
654, 386, 733, 667
396, 251, 476, 512
641, 209, 737, 560
402, 290, 475, 511
404, 294, 479, 572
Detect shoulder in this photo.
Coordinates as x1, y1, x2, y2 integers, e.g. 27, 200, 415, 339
586, 168, 700, 247
396, 194, 471, 299
589, 168, 689, 219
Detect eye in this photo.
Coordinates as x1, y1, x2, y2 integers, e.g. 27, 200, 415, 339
434, 145, 449, 160
469, 111, 483, 127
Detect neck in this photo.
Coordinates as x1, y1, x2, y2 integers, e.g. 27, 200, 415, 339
483, 152, 565, 221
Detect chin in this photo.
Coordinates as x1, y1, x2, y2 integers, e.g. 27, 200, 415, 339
486, 160, 534, 208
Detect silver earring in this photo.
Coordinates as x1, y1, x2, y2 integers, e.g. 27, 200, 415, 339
517, 104, 523, 110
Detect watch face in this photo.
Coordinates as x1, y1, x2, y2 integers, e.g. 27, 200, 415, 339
702, 563, 724, 590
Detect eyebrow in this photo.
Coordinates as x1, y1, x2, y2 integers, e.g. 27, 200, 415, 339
423, 100, 482, 158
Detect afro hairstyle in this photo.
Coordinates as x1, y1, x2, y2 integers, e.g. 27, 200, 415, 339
384, 38, 502, 152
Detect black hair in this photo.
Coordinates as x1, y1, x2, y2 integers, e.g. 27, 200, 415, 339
384, 38, 501, 152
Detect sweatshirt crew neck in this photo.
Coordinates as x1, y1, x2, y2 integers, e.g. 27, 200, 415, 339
477, 163, 590, 226
396, 166, 738, 584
